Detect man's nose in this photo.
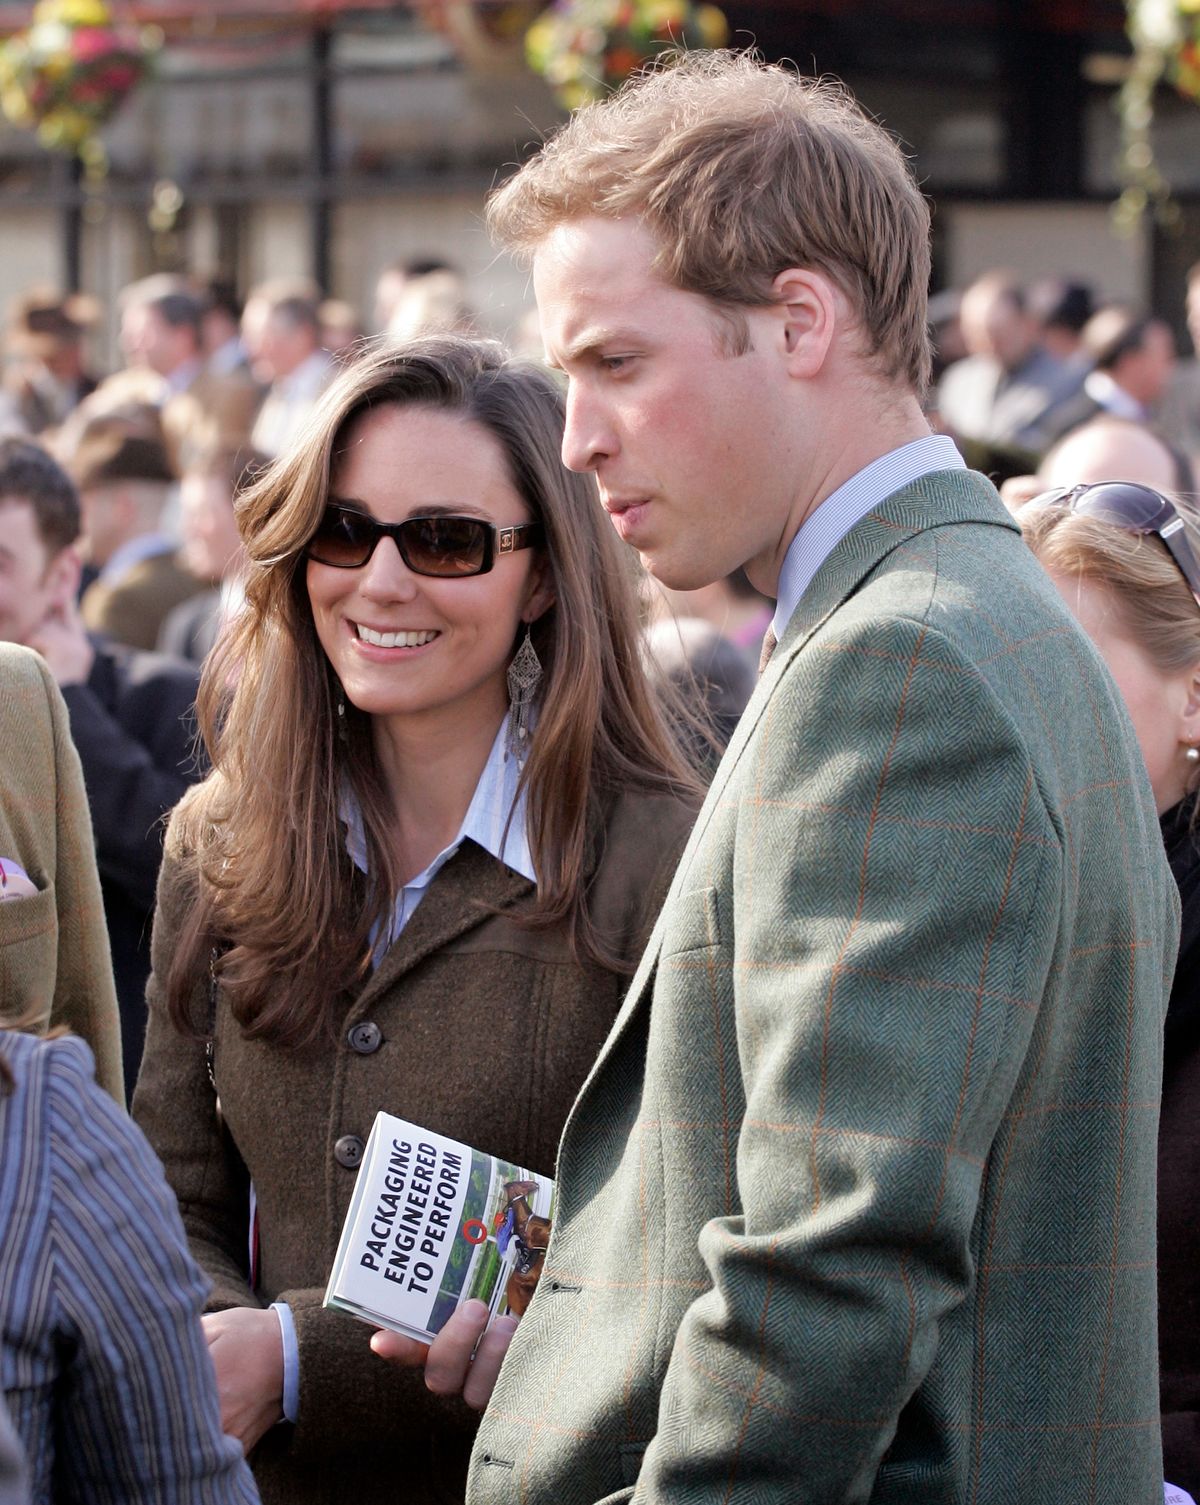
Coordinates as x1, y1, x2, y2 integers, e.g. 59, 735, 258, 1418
561, 385, 615, 474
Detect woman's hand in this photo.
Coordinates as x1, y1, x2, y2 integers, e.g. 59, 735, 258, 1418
370, 1298, 519, 1412
202, 1306, 285, 1454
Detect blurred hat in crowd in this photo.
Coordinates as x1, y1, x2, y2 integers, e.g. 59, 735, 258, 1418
9, 286, 101, 356
68, 427, 174, 492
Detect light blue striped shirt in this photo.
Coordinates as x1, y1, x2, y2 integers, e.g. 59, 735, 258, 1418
0, 1031, 258, 1503
771, 435, 966, 640
341, 719, 535, 963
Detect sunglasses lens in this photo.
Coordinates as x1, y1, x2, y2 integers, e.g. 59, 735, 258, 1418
1070, 483, 1166, 530
307, 507, 375, 567
401, 517, 488, 576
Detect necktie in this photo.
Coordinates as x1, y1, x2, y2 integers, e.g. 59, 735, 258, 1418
757, 627, 778, 675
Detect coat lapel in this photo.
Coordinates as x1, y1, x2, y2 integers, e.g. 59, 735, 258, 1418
579, 468, 1018, 1081
350, 840, 535, 1018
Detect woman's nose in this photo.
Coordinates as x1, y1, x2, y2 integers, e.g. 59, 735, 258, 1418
358, 536, 418, 599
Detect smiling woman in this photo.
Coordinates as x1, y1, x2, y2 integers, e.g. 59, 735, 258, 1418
130, 336, 702, 1505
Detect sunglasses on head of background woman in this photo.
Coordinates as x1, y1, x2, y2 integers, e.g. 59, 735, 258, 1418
1033, 481, 1200, 609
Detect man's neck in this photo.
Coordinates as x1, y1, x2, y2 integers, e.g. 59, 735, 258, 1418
755, 391, 932, 598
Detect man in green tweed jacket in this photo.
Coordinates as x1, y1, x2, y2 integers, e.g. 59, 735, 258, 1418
378, 54, 1179, 1503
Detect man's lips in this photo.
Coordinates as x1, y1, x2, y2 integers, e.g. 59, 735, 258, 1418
603, 499, 650, 542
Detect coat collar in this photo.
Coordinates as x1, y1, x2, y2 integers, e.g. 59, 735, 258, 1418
350, 838, 535, 1017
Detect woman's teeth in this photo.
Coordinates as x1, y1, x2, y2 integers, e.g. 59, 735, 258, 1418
356, 625, 439, 648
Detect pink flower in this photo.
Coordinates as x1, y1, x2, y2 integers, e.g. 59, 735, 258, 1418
71, 27, 116, 62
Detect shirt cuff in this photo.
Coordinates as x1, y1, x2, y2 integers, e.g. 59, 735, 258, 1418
271, 1301, 300, 1424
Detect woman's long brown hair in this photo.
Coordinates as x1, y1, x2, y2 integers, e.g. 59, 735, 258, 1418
165, 337, 703, 1048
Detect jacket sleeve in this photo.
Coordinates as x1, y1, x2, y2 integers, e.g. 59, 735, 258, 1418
276, 1288, 478, 1462
634, 615, 1064, 1503
132, 833, 258, 1310
59, 657, 199, 912
31, 652, 124, 1102
45, 1036, 259, 1504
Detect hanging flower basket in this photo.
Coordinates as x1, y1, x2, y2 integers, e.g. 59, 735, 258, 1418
526, 0, 729, 112
1169, 1, 1200, 101
413, 1, 545, 74
0, 0, 157, 153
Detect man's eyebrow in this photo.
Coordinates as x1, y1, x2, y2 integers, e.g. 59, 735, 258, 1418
553, 328, 641, 366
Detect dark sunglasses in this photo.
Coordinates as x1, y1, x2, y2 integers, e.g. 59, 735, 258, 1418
304, 505, 543, 576
1035, 481, 1200, 608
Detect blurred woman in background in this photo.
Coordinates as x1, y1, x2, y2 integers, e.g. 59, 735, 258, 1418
1022, 483, 1200, 1499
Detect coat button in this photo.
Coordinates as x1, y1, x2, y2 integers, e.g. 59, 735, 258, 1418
347, 1021, 382, 1054
334, 1134, 364, 1169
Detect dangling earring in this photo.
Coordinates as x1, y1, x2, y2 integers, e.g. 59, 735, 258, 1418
506, 625, 542, 760
336, 684, 348, 745
1186, 743, 1199, 765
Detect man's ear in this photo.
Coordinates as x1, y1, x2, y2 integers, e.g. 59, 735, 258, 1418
770, 267, 839, 378
44, 544, 82, 609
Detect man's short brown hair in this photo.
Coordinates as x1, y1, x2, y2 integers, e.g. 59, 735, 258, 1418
488, 50, 932, 394
0, 437, 81, 552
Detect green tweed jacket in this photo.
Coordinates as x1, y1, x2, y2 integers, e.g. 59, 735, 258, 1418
0, 643, 123, 1099
467, 471, 1178, 1504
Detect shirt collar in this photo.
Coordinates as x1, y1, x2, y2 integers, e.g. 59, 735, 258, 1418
279, 349, 330, 399
165, 356, 203, 396
772, 433, 966, 638
342, 718, 535, 887
99, 530, 177, 583
1083, 369, 1145, 421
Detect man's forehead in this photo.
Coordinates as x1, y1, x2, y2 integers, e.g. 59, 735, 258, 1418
534, 219, 663, 303
532, 219, 687, 358
0, 496, 48, 559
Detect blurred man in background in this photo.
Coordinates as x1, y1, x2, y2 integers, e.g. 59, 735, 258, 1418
0, 288, 101, 439
936, 269, 1083, 453
1042, 304, 1176, 442
0, 438, 199, 1088
71, 425, 204, 651
246, 282, 333, 457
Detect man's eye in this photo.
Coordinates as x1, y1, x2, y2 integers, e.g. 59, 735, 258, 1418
600, 355, 633, 373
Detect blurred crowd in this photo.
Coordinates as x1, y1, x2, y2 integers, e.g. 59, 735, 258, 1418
3, 252, 1200, 1092
929, 265, 1199, 501
1, 195, 1199, 1501
0, 256, 774, 1100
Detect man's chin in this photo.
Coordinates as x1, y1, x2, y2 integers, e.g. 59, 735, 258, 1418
639, 552, 730, 593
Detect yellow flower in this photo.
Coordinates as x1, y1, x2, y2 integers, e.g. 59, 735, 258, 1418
33, 0, 111, 26
643, 0, 687, 28
694, 4, 728, 46
1, 86, 33, 124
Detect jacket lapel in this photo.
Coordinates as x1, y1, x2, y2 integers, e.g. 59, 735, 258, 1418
350, 840, 534, 1018
580, 468, 1018, 1078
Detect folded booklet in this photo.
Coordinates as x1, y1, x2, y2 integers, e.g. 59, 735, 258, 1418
324, 1110, 556, 1344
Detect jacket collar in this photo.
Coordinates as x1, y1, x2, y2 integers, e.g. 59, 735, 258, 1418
350, 838, 534, 1016
594, 469, 1017, 1055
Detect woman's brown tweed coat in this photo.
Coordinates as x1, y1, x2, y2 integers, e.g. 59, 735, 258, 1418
133, 786, 694, 1505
